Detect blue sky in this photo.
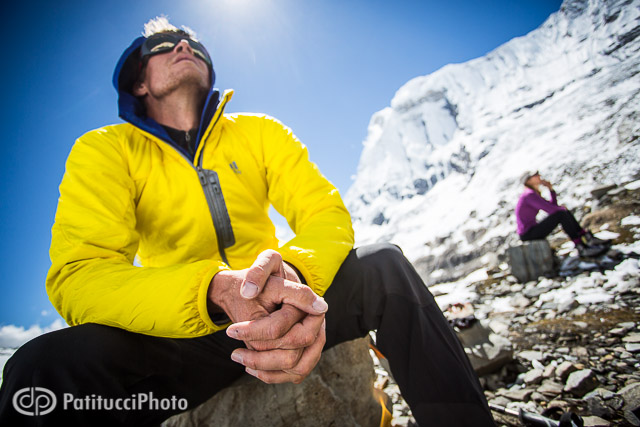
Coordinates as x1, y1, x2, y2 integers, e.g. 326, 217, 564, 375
0, 0, 561, 331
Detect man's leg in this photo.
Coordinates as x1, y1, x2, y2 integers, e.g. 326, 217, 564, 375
0, 323, 245, 426
323, 243, 495, 427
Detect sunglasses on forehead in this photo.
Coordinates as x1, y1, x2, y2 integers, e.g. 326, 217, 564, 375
140, 33, 212, 66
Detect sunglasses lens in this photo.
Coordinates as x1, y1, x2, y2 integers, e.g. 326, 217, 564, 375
149, 41, 177, 53
142, 34, 211, 65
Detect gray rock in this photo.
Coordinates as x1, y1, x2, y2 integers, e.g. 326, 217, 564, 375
591, 184, 618, 199
582, 415, 611, 426
558, 298, 578, 313
537, 380, 564, 396
518, 350, 546, 363
508, 240, 555, 283
547, 399, 570, 411
618, 322, 637, 330
584, 388, 624, 418
626, 343, 640, 353
623, 333, 640, 343
162, 338, 384, 427
488, 396, 511, 408
565, 369, 599, 397
556, 361, 578, 382
523, 287, 548, 298
531, 392, 547, 402
609, 327, 627, 336
618, 382, 640, 426
500, 388, 533, 401
572, 346, 589, 357
572, 306, 588, 316
543, 364, 556, 379
456, 321, 513, 375
524, 369, 544, 385
584, 388, 617, 401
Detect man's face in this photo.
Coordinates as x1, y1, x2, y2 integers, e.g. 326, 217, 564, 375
134, 39, 210, 100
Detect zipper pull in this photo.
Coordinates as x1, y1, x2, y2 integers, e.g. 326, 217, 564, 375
197, 166, 207, 185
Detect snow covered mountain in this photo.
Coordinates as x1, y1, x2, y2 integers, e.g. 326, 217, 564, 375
344, 0, 640, 284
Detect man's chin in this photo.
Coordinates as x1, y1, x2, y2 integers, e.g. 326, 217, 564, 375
154, 73, 210, 98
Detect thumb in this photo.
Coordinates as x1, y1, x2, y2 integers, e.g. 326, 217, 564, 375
241, 250, 284, 299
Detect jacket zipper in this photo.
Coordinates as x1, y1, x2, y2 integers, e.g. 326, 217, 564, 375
196, 166, 235, 266
158, 97, 236, 267
194, 100, 235, 267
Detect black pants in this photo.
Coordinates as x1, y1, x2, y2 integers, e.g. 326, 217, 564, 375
0, 244, 494, 426
520, 210, 583, 241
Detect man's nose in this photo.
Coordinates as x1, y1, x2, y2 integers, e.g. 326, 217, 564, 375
174, 39, 194, 55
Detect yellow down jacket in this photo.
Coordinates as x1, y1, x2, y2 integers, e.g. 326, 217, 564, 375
46, 90, 354, 338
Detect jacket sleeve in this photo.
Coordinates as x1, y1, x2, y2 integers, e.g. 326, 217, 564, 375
527, 191, 565, 215
259, 117, 354, 296
46, 129, 229, 338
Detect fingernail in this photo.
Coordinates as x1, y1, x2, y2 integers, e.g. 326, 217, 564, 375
226, 327, 239, 338
241, 281, 259, 298
312, 297, 328, 313
246, 368, 257, 377
231, 352, 243, 364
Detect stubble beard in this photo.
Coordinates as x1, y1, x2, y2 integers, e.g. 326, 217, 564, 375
149, 69, 210, 101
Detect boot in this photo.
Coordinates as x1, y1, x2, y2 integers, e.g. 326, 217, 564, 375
576, 242, 608, 258
581, 231, 612, 247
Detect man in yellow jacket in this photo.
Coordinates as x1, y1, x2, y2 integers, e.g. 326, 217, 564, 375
0, 18, 494, 426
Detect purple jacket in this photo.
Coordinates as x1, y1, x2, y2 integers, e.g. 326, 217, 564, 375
515, 187, 566, 235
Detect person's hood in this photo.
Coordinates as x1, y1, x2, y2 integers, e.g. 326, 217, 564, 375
111, 36, 220, 160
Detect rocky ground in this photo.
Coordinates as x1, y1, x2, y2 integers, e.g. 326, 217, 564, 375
371, 183, 640, 426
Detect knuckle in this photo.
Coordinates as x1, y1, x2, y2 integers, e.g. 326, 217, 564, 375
284, 353, 298, 369
248, 265, 267, 279
261, 375, 277, 385
248, 340, 269, 351
267, 322, 285, 340
244, 357, 257, 370
301, 330, 315, 347
318, 332, 326, 345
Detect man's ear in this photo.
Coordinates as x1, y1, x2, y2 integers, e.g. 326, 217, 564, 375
133, 81, 148, 97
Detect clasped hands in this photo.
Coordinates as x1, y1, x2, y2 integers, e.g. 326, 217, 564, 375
208, 250, 327, 384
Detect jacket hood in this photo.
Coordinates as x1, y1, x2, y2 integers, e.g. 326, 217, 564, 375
112, 35, 220, 160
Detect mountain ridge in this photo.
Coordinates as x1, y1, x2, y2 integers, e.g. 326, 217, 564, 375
345, 0, 640, 284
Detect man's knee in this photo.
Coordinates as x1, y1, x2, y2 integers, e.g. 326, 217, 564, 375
353, 242, 406, 270
2, 324, 147, 388
349, 243, 431, 300
2, 329, 67, 389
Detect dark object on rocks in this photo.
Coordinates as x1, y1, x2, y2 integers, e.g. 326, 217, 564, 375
508, 240, 555, 283
449, 315, 477, 329
558, 248, 629, 277
161, 338, 387, 427
445, 302, 477, 330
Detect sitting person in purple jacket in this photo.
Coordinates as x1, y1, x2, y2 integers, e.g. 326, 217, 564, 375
515, 171, 610, 257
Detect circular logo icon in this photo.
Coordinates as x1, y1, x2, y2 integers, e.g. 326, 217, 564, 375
12, 387, 57, 416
